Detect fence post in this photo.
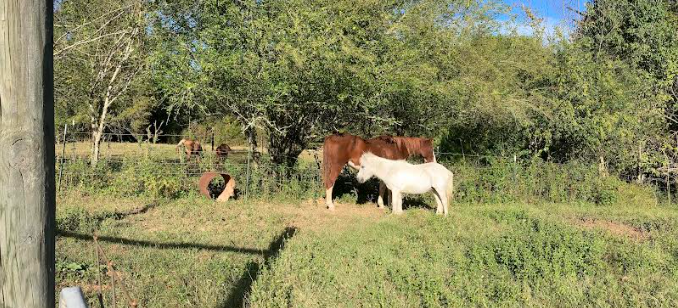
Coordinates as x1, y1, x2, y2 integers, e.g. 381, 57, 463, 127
513, 153, 517, 197
0, 1, 56, 306
667, 172, 671, 204
211, 129, 215, 152
58, 124, 68, 192
245, 145, 252, 200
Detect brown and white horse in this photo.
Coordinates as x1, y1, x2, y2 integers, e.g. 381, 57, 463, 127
322, 133, 436, 210
177, 138, 203, 160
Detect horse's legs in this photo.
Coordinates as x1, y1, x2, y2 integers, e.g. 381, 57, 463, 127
392, 190, 403, 215
324, 162, 345, 210
377, 181, 387, 208
325, 185, 335, 211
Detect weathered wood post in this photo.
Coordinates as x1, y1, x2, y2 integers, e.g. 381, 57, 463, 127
0, 0, 56, 307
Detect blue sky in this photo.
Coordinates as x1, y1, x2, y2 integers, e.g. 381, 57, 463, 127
499, 0, 590, 36
504, 0, 588, 21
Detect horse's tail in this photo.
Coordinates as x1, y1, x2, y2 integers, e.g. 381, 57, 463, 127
446, 170, 454, 205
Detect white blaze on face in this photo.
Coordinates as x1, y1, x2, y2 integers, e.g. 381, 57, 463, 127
356, 164, 367, 183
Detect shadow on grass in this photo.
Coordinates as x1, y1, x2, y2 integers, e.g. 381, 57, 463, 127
60, 227, 298, 307
218, 227, 297, 308
332, 171, 381, 205
59, 230, 268, 255
401, 196, 435, 211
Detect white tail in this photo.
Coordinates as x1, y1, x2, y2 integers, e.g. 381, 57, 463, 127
446, 171, 454, 205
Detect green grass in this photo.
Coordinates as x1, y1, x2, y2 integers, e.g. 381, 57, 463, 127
55, 148, 678, 307
248, 203, 678, 307
57, 187, 678, 307
56, 192, 383, 307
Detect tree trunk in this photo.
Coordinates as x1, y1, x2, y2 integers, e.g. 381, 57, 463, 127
88, 27, 136, 167
268, 132, 305, 170
91, 130, 103, 166
245, 125, 258, 153
598, 155, 608, 178
0, 1, 56, 307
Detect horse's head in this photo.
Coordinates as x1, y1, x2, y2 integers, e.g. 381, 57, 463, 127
356, 152, 377, 183
176, 139, 186, 154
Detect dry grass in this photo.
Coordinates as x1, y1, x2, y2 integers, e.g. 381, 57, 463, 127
574, 217, 648, 240
57, 141, 250, 158
56, 141, 320, 163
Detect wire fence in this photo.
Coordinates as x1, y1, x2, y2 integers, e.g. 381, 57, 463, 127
56, 128, 675, 205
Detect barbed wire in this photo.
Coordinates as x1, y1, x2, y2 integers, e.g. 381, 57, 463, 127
93, 235, 138, 308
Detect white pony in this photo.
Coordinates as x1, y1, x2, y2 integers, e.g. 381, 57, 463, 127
356, 152, 454, 216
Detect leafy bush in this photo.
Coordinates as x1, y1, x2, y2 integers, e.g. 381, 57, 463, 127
447, 157, 637, 205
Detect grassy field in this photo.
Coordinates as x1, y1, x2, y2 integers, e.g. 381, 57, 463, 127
54, 141, 678, 307
57, 188, 678, 307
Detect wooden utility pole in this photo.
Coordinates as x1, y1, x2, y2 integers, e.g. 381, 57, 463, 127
0, 1, 56, 307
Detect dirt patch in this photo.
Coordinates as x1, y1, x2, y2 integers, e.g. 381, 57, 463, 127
265, 199, 387, 233
118, 197, 387, 237
574, 217, 647, 240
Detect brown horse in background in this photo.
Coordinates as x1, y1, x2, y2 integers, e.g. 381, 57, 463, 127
177, 139, 203, 160
322, 133, 436, 210
215, 143, 231, 160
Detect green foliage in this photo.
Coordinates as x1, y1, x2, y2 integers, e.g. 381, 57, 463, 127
59, 151, 657, 206
180, 116, 247, 146
56, 206, 100, 233
447, 157, 629, 205
58, 155, 324, 201
55, 0, 678, 177
572, 0, 678, 172
578, 0, 678, 84
151, 0, 513, 165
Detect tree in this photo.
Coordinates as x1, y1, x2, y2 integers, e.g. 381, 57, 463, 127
153, 0, 509, 166
54, 0, 147, 165
571, 0, 678, 175
577, 0, 678, 128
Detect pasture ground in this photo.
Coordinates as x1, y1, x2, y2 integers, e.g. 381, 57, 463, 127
57, 190, 678, 307
56, 141, 320, 163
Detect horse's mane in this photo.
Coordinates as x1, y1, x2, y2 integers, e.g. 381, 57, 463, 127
375, 135, 429, 155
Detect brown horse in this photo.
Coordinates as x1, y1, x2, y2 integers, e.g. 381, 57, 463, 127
177, 138, 203, 160
322, 133, 436, 210
215, 143, 231, 160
